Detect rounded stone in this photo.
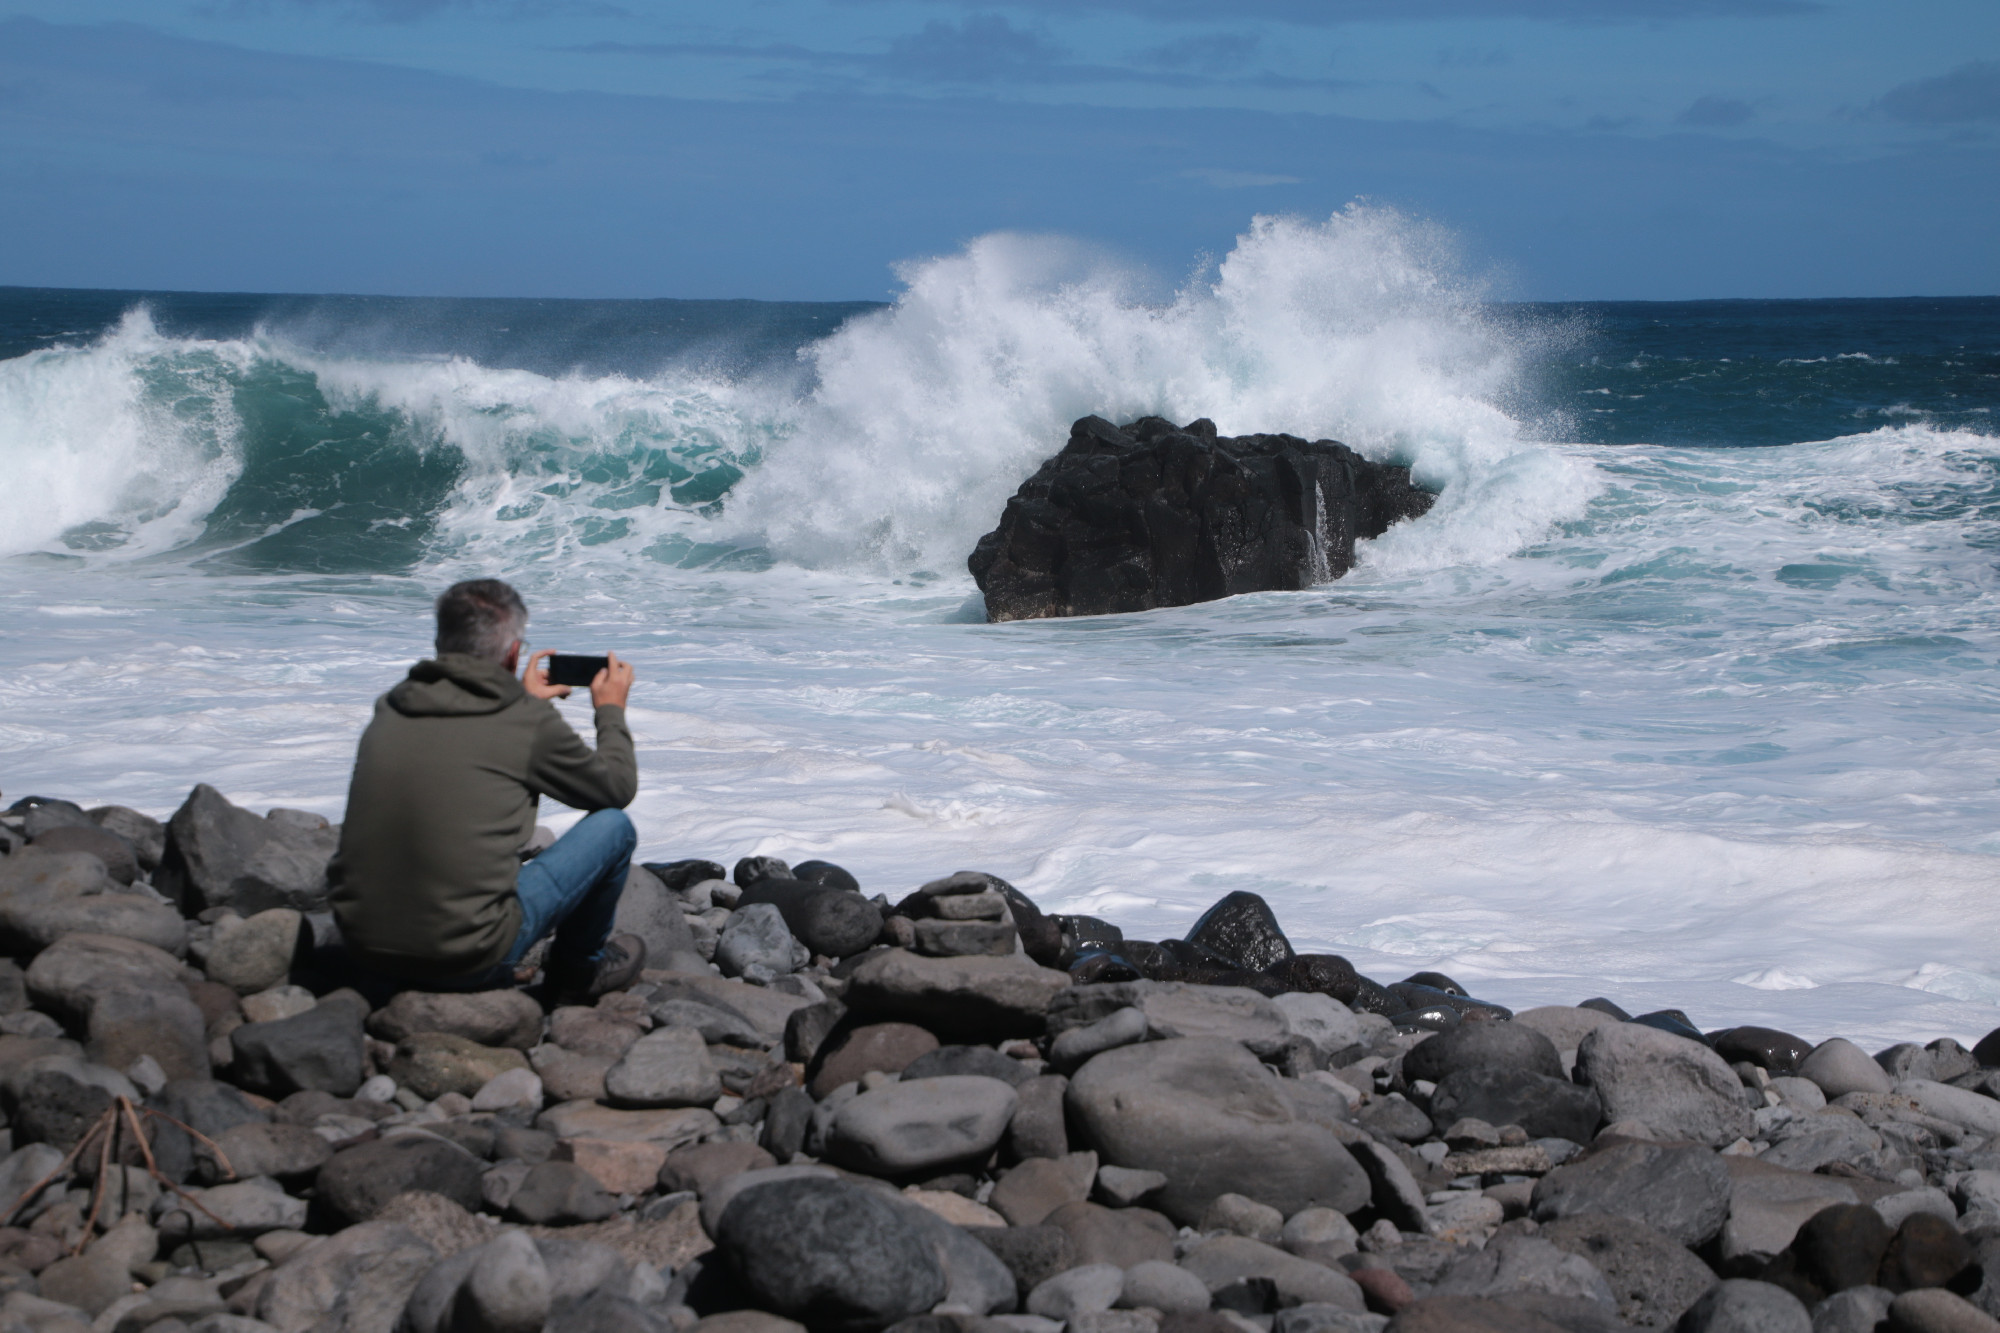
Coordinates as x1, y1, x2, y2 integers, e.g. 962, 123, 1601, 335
713, 1176, 948, 1332
1404, 1020, 1565, 1085
1120, 1261, 1212, 1315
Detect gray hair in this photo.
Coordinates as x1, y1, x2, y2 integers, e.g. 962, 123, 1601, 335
435, 579, 528, 663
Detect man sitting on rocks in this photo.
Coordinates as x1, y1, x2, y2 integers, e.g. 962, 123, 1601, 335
328, 577, 646, 1003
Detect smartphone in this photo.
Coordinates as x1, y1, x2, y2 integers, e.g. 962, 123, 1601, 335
545, 654, 609, 688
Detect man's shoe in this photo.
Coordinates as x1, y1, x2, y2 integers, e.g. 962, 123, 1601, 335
547, 933, 647, 1006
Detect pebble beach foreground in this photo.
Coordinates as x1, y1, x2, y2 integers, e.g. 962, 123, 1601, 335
3, 790, 2000, 1333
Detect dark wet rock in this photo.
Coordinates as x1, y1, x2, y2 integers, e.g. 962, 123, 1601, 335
1269, 955, 1363, 1005
155, 785, 338, 916
641, 859, 728, 892
1405, 1021, 1566, 1085
790, 860, 861, 893
1541, 1213, 1715, 1330
712, 1175, 948, 1332
968, 415, 1435, 621
1626, 1010, 1707, 1044
1349, 977, 1398, 1016
1532, 1140, 1733, 1247
315, 1134, 483, 1225
1066, 1036, 1370, 1224
1387, 983, 1511, 1022
1579, 999, 1631, 1021
1711, 1027, 1814, 1077
1428, 1067, 1604, 1143
739, 878, 884, 960
1185, 892, 1295, 974
1050, 916, 1125, 967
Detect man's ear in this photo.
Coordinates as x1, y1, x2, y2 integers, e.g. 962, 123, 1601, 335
504, 640, 522, 674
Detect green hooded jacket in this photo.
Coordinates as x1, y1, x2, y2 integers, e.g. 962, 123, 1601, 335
328, 653, 637, 981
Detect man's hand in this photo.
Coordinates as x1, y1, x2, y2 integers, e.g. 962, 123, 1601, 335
523, 649, 572, 701
591, 651, 634, 709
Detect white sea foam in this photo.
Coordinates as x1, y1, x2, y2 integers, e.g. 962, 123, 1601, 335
3, 218, 1999, 1048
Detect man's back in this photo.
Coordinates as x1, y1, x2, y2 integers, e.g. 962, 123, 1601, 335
330, 652, 637, 981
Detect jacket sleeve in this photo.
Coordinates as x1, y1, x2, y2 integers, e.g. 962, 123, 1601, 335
526, 703, 639, 811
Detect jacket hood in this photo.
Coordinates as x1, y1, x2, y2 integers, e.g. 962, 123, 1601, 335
386, 654, 526, 717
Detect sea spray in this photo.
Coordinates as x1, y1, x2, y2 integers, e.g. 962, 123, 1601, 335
730, 206, 1592, 573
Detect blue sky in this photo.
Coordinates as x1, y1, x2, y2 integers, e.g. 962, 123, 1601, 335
1, 1, 1995, 299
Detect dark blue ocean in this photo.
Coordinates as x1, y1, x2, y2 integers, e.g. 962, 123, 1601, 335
3, 213, 1997, 1044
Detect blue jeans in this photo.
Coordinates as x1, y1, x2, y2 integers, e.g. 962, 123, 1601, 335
429, 807, 636, 991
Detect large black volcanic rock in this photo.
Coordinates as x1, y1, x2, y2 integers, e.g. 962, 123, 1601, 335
969, 415, 1436, 622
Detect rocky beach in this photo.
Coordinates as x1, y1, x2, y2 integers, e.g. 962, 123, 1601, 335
0, 790, 1998, 1333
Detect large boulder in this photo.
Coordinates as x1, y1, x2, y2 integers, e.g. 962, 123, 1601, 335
1065, 1036, 1370, 1224
155, 785, 338, 916
1575, 1020, 1755, 1147
969, 415, 1435, 621
711, 1176, 949, 1331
